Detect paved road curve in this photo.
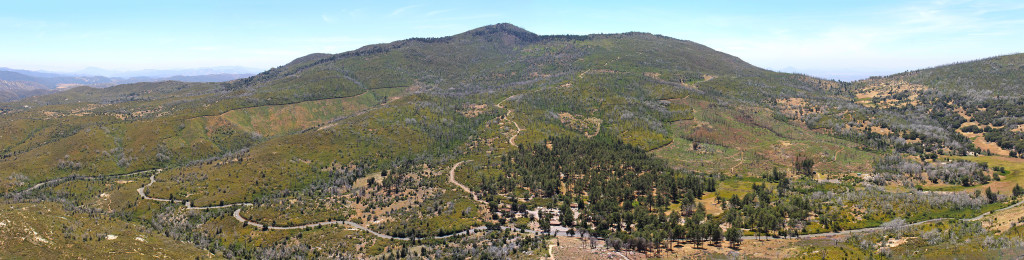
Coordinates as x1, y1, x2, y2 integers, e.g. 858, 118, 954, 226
136, 170, 254, 209
23, 162, 1024, 243
132, 161, 501, 241
11, 169, 158, 197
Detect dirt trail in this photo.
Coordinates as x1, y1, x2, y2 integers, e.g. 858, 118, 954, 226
728, 150, 745, 173
548, 244, 556, 259
496, 96, 524, 147
508, 111, 523, 146
578, 56, 620, 79
448, 161, 485, 204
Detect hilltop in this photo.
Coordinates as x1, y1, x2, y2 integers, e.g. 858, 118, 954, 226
868, 53, 1024, 96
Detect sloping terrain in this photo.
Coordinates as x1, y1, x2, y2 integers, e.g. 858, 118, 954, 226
757, 53, 1024, 259
0, 24, 861, 190
0, 201, 213, 258
883, 53, 1024, 96
4, 24, 1022, 258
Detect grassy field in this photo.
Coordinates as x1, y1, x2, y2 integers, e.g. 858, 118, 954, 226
712, 177, 772, 199
652, 98, 875, 176
942, 155, 1024, 195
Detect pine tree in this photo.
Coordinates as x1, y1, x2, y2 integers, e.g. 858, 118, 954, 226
726, 227, 742, 248
539, 213, 551, 235
710, 224, 723, 246
560, 204, 575, 227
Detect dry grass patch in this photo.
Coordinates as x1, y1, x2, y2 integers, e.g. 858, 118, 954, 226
855, 79, 927, 108
659, 238, 799, 259
549, 236, 648, 260
698, 193, 724, 215
775, 97, 823, 119
980, 200, 1024, 232
459, 104, 489, 118
956, 122, 1010, 156
870, 126, 893, 135
973, 137, 1010, 156
556, 112, 601, 138
953, 121, 1009, 156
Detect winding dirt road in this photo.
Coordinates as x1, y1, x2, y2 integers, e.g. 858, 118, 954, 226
509, 115, 523, 147
499, 107, 523, 147
448, 160, 485, 204
496, 95, 524, 147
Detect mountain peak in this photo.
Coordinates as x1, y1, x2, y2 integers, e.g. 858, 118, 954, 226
469, 23, 534, 35
458, 23, 539, 43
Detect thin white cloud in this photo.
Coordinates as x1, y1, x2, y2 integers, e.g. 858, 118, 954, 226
426, 9, 452, 17
347, 8, 364, 18
298, 36, 389, 45
391, 5, 422, 16
412, 24, 463, 31
894, 0, 1024, 33
434, 13, 503, 22
963, 0, 1024, 15
699, 0, 1024, 80
319, 8, 364, 22
321, 14, 335, 23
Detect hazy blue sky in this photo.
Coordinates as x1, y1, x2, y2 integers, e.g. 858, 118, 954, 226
2, 0, 1022, 80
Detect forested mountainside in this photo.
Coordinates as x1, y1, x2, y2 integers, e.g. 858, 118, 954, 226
3, 24, 1024, 258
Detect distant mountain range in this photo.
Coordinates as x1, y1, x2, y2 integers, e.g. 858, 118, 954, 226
0, 67, 259, 101
66, 66, 262, 78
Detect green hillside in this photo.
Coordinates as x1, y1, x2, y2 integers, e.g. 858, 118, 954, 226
884, 53, 1024, 96
5, 23, 1020, 258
